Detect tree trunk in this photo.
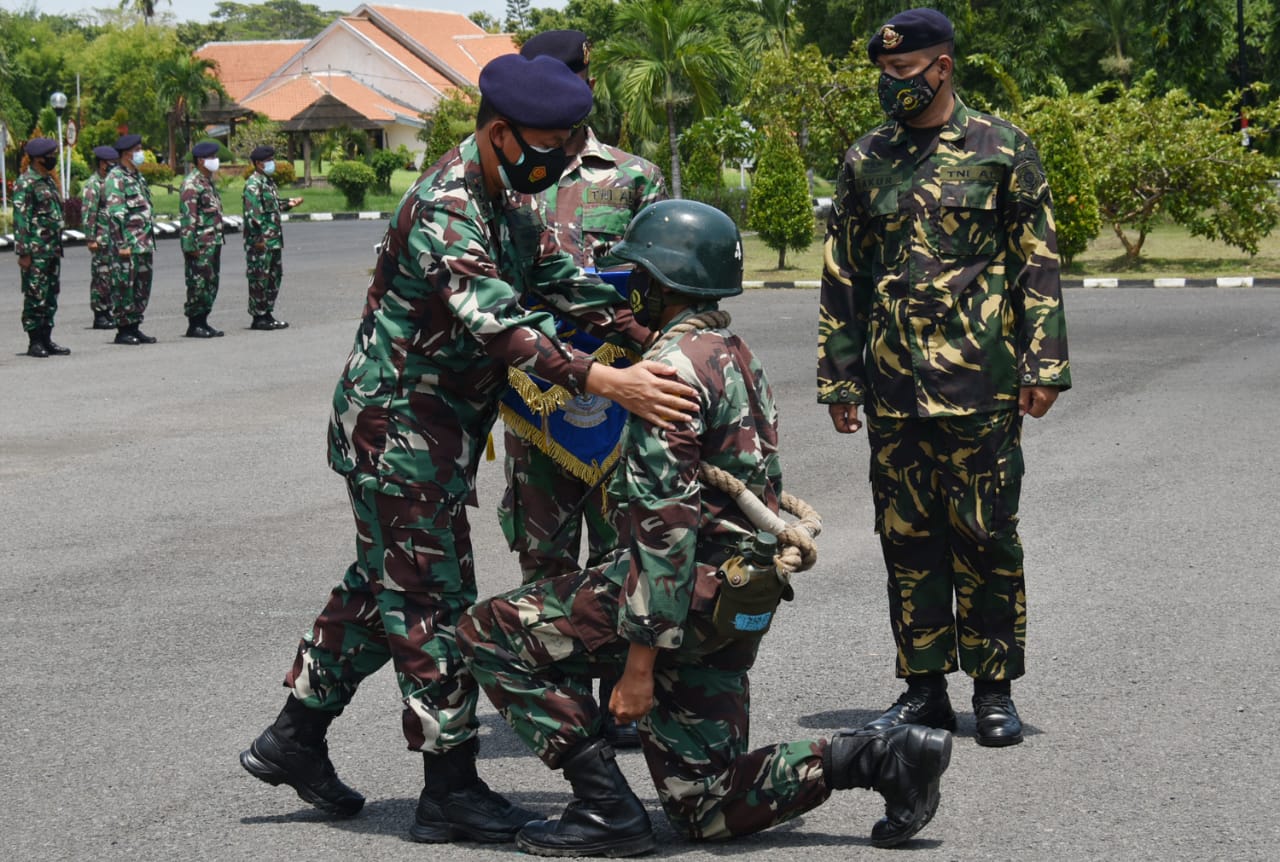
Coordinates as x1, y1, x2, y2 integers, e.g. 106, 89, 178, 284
778, 247, 786, 269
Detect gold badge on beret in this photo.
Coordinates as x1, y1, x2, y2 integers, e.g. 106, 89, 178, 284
881, 26, 903, 49
582, 40, 592, 66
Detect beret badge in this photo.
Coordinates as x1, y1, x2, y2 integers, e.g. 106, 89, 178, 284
881, 26, 903, 50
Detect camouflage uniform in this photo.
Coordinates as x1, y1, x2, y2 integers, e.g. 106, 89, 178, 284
499, 127, 668, 581
817, 96, 1071, 681
242, 169, 293, 317
285, 136, 648, 753
80, 170, 114, 317
13, 166, 64, 332
461, 308, 835, 840
179, 168, 224, 317
104, 162, 155, 326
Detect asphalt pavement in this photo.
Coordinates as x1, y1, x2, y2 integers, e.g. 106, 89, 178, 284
2, 221, 1278, 861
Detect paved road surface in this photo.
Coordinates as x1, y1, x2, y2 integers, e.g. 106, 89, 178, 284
2, 222, 1278, 861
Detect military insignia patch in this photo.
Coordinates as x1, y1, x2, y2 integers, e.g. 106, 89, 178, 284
1014, 160, 1046, 199
881, 26, 903, 49
529, 166, 547, 183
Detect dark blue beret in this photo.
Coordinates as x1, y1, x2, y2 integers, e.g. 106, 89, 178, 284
25, 137, 57, 158
479, 54, 592, 130
868, 8, 954, 61
520, 29, 590, 74
250, 145, 275, 162
115, 134, 142, 151
192, 141, 219, 159
93, 145, 119, 161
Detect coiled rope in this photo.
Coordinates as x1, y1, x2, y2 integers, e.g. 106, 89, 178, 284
645, 310, 822, 576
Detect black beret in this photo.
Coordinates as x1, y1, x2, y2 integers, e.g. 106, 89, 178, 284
93, 145, 119, 161
250, 145, 275, 162
25, 137, 57, 158
520, 29, 590, 74
868, 8, 954, 61
479, 54, 592, 130
115, 133, 142, 151
192, 141, 219, 159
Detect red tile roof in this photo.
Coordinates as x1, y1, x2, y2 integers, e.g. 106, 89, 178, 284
361, 4, 515, 85
196, 41, 308, 102
243, 73, 402, 123
342, 17, 454, 92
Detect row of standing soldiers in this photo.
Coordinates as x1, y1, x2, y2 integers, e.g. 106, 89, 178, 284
11, 135, 297, 357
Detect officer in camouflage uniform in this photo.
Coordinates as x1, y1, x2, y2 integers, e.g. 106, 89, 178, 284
459, 200, 952, 858
81, 145, 118, 330
13, 137, 70, 358
500, 29, 668, 749
239, 54, 698, 844
105, 134, 157, 345
242, 145, 301, 330
179, 141, 225, 338
817, 8, 1071, 748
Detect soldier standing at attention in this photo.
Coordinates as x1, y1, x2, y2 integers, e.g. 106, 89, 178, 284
105, 133, 157, 345
458, 200, 952, 858
818, 8, 1070, 747
238, 53, 698, 843
13, 137, 70, 358
242, 145, 301, 331
179, 141, 226, 338
81, 145, 118, 330
499, 29, 667, 748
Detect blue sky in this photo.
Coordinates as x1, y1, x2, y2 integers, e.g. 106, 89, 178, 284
5, 1, 566, 24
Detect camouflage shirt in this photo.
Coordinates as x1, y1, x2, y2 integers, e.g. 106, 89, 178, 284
242, 170, 291, 249
104, 164, 154, 254
818, 97, 1071, 418
80, 171, 111, 247
13, 167, 63, 258
179, 168, 223, 253
327, 135, 649, 505
612, 307, 782, 650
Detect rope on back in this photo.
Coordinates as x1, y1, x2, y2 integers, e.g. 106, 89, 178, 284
644, 310, 822, 576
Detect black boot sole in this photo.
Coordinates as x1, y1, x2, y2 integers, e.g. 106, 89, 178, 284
239, 746, 364, 818
515, 828, 657, 858
869, 729, 952, 849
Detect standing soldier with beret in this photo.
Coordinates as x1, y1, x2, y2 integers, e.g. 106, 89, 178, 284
13, 137, 70, 358
818, 8, 1071, 747
238, 53, 698, 844
500, 29, 668, 748
81, 145, 119, 330
105, 133, 157, 345
242, 145, 301, 331
179, 141, 226, 338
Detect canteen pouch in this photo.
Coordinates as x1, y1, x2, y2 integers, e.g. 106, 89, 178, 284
707, 554, 794, 646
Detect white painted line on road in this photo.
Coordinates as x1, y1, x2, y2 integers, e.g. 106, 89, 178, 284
1083, 278, 1119, 288
1216, 276, 1253, 288
1154, 278, 1186, 288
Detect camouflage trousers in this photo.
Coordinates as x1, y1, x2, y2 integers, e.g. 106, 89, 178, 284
20, 255, 61, 331
283, 482, 481, 752
110, 252, 153, 326
89, 250, 113, 314
183, 245, 222, 317
498, 429, 620, 583
866, 407, 1026, 681
246, 246, 282, 316
457, 552, 832, 841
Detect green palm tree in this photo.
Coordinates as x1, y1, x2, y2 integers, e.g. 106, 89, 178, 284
118, 0, 170, 26
596, 0, 740, 198
156, 53, 227, 170
735, 0, 797, 59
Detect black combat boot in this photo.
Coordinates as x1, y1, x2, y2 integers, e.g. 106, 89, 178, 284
972, 680, 1023, 747
42, 326, 71, 356
131, 323, 157, 344
411, 736, 540, 844
114, 325, 142, 345
515, 738, 655, 858
185, 315, 217, 338
825, 724, 952, 848
92, 312, 115, 330
203, 315, 224, 337
26, 329, 49, 358
864, 674, 957, 733
239, 697, 364, 817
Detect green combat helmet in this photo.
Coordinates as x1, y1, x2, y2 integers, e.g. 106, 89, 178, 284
610, 199, 744, 298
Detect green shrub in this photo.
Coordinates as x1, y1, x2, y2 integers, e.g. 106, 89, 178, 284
748, 126, 814, 269
139, 159, 176, 187
272, 160, 297, 185
366, 148, 402, 194
685, 185, 750, 227
326, 159, 377, 209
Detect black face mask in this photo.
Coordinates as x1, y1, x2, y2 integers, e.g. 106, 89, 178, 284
494, 123, 568, 195
878, 55, 941, 121
39, 155, 58, 171
627, 268, 664, 330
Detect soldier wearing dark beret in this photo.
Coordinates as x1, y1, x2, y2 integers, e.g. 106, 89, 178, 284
242, 144, 302, 330
13, 138, 69, 357
239, 50, 698, 845
104, 133, 157, 344
819, 7, 1070, 748
179, 141, 226, 337
83, 146, 120, 329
